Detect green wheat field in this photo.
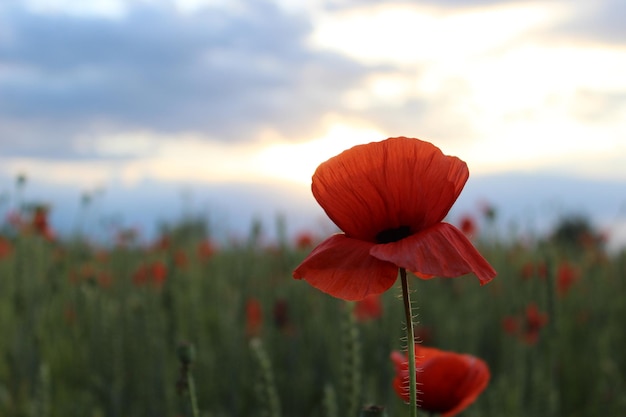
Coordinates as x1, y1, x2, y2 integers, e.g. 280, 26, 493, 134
0, 205, 624, 417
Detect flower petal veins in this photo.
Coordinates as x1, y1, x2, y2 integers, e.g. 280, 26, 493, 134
293, 234, 398, 301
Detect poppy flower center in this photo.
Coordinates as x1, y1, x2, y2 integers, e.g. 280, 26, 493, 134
376, 225, 412, 244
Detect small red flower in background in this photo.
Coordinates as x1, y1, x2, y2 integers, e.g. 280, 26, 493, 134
391, 345, 490, 416
353, 294, 383, 322
116, 227, 140, 247
523, 303, 548, 345
64, 304, 77, 326
152, 234, 171, 252
31, 205, 54, 240
519, 261, 547, 281
150, 261, 167, 287
132, 261, 168, 289
197, 240, 217, 261
6, 211, 23, 229
0, 236, 13, 260
557, 261, 580, 296
501, 316, 519, 335
95, 271, 113, 289
174, 250, 189, 269
458, 214, 477, 238
293, 137, 496, 301
502, 303, 548, 345
294, 231, 315, 250
132, 265, 147, 285
245, 298, 263, 338
272, 298, 295, 335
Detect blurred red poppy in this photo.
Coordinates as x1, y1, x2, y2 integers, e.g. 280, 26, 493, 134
458, 214, 477, 238
197, 240, 217, 261
0, 236, 12, 260
174, 250, 189, 269
519, 261, 547, 281
150, 261, 167, 287
132, 261, 168, 288
32, 205, 54, 240
501, 316, 520, 335
391, 345, 490, 416
502, 303, 548, 345
294, 231, 315, 250
354, 294, 383, 322
557, 262, 580, 296
523, 303, 548, 345
152, 234, 171, 251
293, 137, 496, 300
246, 298, 263, 338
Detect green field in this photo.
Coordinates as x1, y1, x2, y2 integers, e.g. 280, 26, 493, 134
0, 212, 624, 417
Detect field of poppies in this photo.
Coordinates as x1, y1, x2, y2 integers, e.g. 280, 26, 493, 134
1, 202, 625, 417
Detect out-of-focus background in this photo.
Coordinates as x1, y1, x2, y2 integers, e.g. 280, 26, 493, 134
1, 0, 625, 248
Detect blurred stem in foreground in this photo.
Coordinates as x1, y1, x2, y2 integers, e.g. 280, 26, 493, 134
176, 342, 200, 417
251, 337, 282, 417
342, 302, 361, 417
360, 404, 387, 417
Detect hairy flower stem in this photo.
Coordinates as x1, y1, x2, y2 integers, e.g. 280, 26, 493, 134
400, 268, 418, 417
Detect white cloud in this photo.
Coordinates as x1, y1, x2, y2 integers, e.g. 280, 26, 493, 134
309, 3, 560, 65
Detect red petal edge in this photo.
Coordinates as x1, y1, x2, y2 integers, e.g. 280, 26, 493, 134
369, 222, 496, 284
293, 234, 399, 301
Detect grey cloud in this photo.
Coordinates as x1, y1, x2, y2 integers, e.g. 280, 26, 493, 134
0, 2, 372, 159
549, 0, 626, 46
320, 0, 522, 12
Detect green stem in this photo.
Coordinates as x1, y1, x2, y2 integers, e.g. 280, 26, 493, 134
400, 268, 418, 417
186, 367, 200, 417
177, 343, 200, 417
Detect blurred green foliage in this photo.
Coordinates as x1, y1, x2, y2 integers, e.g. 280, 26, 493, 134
0, 212, 624, 417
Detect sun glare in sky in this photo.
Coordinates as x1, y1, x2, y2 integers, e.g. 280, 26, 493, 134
309, 3, 560, 64
256, 123, 386, 185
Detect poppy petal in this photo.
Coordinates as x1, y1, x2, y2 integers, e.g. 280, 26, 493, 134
369, 222, 496, 284
311, 137, 469, 242
420, 352, 490, 417
392, 346, 490, 416
293, 234, 398, 301
440, 355, 490, 417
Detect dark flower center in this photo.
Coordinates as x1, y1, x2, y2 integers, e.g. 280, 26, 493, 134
375, 225, 412, 244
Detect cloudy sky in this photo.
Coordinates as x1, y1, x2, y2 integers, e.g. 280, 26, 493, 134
1, 0, 625, 246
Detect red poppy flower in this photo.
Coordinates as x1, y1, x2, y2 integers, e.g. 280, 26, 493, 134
293, 137, 496, 300
132, 261, 167, 288
0, 236, 13, 260
391, 345, 490, 416
502, 303, 548, 345
354, 293, 383, 322
458, 214, 477, 238
197, 239, 218, 261
150, 261, 168, 287
295, 231, 315, 250
556, 261, 580, 296
501, 316, 520, 335
523, 303, 548, 345
32, 205, 54, 240
519, 261, 547, 281
246, 298, 263, 338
